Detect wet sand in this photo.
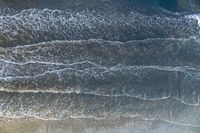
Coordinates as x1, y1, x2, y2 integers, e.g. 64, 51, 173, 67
0, 116, 199, 133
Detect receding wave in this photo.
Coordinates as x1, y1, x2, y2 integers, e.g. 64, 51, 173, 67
0, 90, 199, 126
2, 38, 200, 66
1, 39, 200, 105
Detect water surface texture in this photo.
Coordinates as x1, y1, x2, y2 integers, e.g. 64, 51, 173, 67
1, 0, 200, 133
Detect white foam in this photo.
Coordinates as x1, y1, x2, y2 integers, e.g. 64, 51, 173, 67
187, 14, 200, 25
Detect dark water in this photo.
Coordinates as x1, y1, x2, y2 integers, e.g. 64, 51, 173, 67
1, 0, 200, 133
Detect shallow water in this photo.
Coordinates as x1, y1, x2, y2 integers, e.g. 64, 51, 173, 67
1, 0, 200, 133
1, 117, 200, 133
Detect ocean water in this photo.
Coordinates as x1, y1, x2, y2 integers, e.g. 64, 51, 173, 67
1, 0, 200, 133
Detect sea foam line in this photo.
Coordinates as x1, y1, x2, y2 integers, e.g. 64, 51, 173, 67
0, 113, 199, 128
0, 60, 197, 79
0, 87, 199, 107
